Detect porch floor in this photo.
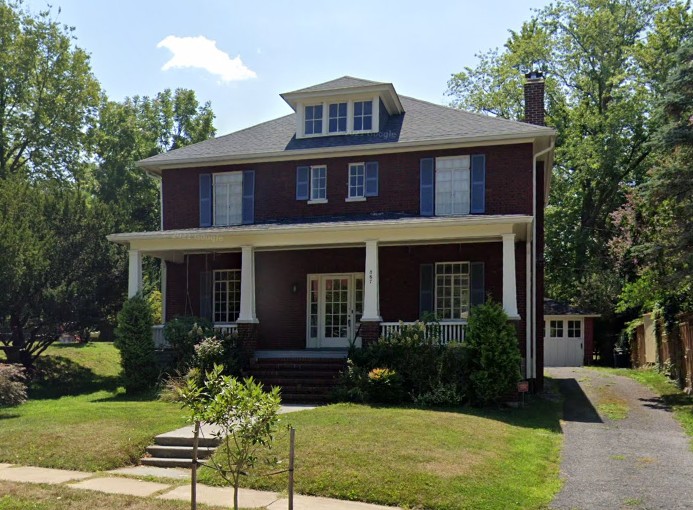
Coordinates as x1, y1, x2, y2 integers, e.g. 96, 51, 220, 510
255, 349, 349, 359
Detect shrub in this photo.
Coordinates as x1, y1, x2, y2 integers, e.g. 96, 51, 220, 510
191, 333, 242, 379
332, 360, 368, 403
367, 367, 403, 403
163, 316, 213, 365
414, 383, 463, 407
114, 294, 158, 393
0, 364, 27, 407
463, 301, 521, 405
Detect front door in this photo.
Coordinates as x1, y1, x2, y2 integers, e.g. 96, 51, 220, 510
307, 273, 363, 348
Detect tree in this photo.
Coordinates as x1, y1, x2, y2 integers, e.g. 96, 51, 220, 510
114, 294, 158, 392
447, 0, 691, 318
0, 1, 100, 180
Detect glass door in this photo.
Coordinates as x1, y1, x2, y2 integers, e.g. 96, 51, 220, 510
306, 273, 364, 348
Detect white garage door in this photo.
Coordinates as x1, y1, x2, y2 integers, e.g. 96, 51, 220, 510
544, 318, 584, 367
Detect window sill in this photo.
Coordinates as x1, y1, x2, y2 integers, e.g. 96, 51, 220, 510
345, 196, 366, 202
307, 199, 328, 205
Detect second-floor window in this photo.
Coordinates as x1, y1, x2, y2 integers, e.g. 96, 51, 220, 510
214, 172, 243, 226
304, 104, 323, 135
435, 156, 470, 216
328, 102, 347, 133
353, 100, 373, 131
348, 163, 365, 198
310, 165, 327, 201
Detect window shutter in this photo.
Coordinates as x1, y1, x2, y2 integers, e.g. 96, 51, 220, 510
419, 263, 434, 318
296, 166, 310, 200
242, 170, 255, 224
470, 154, 486, 214
199, 174, 213, 227
470, 262, 485, 308
199, 271, 212, 320
365, 161, 379, 197
420, 158, 435, 216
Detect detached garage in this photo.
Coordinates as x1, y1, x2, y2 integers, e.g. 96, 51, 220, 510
544, 299, 600, 367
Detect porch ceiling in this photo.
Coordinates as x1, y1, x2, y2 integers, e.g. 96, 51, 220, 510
107, 215, 532, 260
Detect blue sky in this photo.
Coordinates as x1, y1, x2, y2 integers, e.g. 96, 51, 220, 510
25, 0, 551, 135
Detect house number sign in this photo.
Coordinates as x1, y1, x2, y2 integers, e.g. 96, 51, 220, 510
368, 270, 373, 284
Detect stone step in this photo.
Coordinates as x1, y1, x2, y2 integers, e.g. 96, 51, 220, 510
145, 445, 216, 460
281, 393, 332, 403
141, 457, 208, 469
251, 361, 346, 370
249, 369, 343, 379
252, 374, 339, 385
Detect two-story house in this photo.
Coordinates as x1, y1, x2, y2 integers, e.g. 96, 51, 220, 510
108, 75, 555, 396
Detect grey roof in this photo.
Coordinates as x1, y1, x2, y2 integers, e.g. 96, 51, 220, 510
284, 76, 385, 94
544, 298, 599, 316
140, 94, 554, 169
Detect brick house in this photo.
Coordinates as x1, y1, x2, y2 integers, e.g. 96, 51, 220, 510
108, 75, 555, 395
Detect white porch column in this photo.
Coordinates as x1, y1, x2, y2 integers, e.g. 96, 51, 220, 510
127, 249, 143, 298
502, 234, 519, 318
362, 240, 382, 322
237, 245, 258, 323
160, 260, 167, 324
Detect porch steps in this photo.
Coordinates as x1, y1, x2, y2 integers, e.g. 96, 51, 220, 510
248, 357, 347, 403
140, 425, 222, 469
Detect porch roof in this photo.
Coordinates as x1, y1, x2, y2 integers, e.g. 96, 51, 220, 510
107, 214, 533, 261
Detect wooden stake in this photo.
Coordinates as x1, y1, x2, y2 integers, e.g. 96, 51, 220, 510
288, 427, 295, 510
191, 421, 200, 510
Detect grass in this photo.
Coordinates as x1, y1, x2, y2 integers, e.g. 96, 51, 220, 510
199, 397, 564, 510
588, 367, 693, 447
0, 481, 229, 510
0, 343, 187, 471
597, 402, 629, 420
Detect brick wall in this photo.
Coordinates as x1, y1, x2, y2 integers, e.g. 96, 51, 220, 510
161, 143, 534, 230
524, 75, 545, 126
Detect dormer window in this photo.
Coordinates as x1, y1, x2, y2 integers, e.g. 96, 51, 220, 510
353, 100, 373, 131
304, 104, 323, 135
328, 102, 347, 133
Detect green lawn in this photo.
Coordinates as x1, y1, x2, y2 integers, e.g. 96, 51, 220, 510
0, 343, 187, 471
199, 398, 564, 510
588, 367, 693, 447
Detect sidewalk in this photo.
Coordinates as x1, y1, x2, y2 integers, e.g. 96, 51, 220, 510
0, 463, 399, 510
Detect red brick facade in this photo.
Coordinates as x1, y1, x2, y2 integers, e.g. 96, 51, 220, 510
161, 143, 534, 230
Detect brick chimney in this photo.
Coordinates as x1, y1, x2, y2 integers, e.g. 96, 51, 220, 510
524, 71, 545, 126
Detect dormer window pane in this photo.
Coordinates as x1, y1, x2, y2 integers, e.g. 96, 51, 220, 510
305, 105, 323, 135
353, 100, 373, 131
328, 102, 347, 133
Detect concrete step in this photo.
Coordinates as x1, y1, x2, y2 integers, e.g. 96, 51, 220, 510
141, 457, 208, 469
154, 434, 221, 448
251, 361, 346, 370
281, 393, 332, 403
145, 445, 216, 460
252, 374, 339, 385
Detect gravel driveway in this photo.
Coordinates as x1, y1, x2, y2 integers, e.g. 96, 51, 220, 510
548, 367, 693, 510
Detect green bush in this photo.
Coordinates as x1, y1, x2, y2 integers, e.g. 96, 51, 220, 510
413, 383, 464, 407
114, 294, 158, 393
463, 301, 521, 405
163, 316, 213, 365
0, 364, 27, 407
192, 332, 242, 379
367, 367, 404, 403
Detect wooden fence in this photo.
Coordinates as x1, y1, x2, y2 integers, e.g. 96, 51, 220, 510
632, 313, 693, 391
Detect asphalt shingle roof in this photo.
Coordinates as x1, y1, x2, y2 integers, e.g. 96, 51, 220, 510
284, 76, 385, 94
140, 85, 553, 168
544, 298, 598, 316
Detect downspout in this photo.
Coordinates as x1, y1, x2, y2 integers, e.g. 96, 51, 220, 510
532, 141, 554, 379
525, 224, 532, 379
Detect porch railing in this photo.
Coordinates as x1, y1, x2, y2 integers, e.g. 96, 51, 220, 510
151, 323, 239, 349
380, 321, 466, 345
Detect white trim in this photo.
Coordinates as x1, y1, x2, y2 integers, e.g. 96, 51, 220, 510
502, 233, 519, 318
345, 197, 366, 202
237, 246, 258, 323
307, 199, 328, 205
161, 260, 167, 322
128, 249, 142, 298
212, 268, 241, 323
306, 272, 364, 348
362, 240, 381, 322
309, 165, 327, 201
347, 162, 366, 199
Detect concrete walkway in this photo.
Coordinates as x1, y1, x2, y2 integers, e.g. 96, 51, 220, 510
548, 367, 693, 510
0, 462, 399, 509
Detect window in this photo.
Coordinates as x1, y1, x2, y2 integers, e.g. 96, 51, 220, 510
213, 270, 241, 323
304, 104, 323, 135
348, 163, 365, 198
353, 100, 373, 131
550, 320, 564, 338
213, 172, 243, 226
310, 166, 327, 201
435, 156, 470, 216
328, 102, 347, 133
568, 320, 582, 338
434, 262, 470, 320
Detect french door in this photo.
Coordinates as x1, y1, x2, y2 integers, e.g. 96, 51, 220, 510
307, 273, 363, 348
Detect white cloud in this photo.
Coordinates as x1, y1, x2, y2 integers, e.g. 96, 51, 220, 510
157, 35, 257, 82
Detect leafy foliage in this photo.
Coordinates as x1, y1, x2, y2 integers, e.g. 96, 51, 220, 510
463, 302, 521, 405
0, 363, 27, 407
114, 295, 157, 393
163, 316, 213, 366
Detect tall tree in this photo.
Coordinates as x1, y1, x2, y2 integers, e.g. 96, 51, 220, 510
0, 1, 100, 180
447, 0, 691, 315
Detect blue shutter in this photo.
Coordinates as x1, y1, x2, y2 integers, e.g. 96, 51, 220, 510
470, 154, 486, 214
199, 174, 212, 227
199, 271, 212, 320
242, 170, 255, 224
419, 264, 434, 318
365, 161, 379, 197
296, 166, 310, 200
470, 262, 485, 308
420, 158, 435, 216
